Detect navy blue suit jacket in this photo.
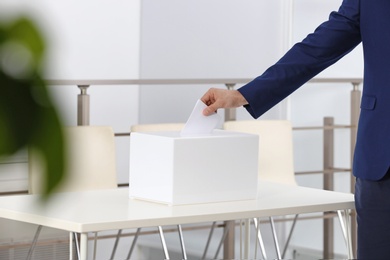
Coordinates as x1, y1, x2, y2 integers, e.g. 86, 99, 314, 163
238, 0, 389, 180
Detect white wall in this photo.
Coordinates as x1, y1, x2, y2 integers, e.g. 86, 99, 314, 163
138, 0, 288, 124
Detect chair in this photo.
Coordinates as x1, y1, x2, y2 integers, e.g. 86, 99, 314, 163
223, 120, 296, 185
126, 123, 187, 260
28, 126, 118, 260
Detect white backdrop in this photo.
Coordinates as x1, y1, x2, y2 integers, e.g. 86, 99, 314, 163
138, 0, 288, 124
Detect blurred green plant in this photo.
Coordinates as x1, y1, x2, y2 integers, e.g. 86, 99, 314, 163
0, 17, 65, 198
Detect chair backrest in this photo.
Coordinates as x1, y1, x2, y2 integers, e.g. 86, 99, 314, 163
223, 120, 296, 185
29, 126, 118, 194
130, 123, 185, 133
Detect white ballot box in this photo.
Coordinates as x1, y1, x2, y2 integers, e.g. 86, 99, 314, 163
129, 130, 258, 205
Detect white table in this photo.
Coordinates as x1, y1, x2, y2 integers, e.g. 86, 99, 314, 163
0, 182, 354, 259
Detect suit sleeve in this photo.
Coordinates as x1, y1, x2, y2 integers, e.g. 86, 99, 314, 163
239, 0, 361, 119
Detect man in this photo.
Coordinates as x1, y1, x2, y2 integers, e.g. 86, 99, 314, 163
201, 0, 390, 259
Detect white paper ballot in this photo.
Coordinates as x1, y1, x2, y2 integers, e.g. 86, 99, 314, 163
181, 99, 221, 136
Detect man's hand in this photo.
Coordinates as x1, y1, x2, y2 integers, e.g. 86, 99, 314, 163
201, 88, 248, 116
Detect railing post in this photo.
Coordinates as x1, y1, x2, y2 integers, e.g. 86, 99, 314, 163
350, 82, 361, 257
323, 117, 334, 259
223, 82, 236, 259
224, 83, 236, 121
77, 85, 90, 126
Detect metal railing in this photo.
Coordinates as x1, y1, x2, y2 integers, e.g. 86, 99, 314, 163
46, 77, 362, 127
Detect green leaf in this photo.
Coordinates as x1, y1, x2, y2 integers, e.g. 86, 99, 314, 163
0, 17, 65, 198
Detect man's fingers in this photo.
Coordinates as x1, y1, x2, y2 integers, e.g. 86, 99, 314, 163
202, 104, 217, 116
200, 89, 216, 106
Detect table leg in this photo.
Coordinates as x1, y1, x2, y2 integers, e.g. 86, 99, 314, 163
69, 232, 74, 260
127, 228, 141, 260
80, 233, 88, 260
177, 225, 187, 259
270, 217, 281, 259
344, 209, 354, 259
26, 225, 42, 260
215, 221, 231, 259
202, 222, 216, 259
337, 209, 354, 259
158, 226, 170, 259
253, 218, 267, 259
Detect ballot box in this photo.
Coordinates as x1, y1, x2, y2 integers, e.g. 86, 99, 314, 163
129, 130, 258, 205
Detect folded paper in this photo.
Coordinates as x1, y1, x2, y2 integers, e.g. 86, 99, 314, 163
181, 99, 221, 136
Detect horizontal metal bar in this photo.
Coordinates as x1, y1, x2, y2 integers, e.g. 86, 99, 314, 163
293, 125, 353, 130
114, 132, 131, 137
46, 78, 251, 86
295, 168, 351, 175
0, 160, 28, 165
0, 190, 28, 196
309, 78, 362, 85
332, 167, 352, 172
115, 125, 354, 138
45, 77, 363, 86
